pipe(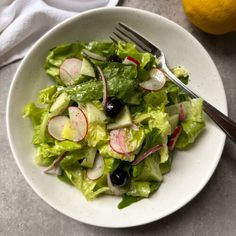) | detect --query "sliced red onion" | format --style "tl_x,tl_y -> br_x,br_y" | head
179,103 -> 186,121
107,174 -> 126,196
97,66 -> 108,107
132,144 -> 163,165
168,126 -> 182,151
123,56 -> 140,66
43,153 -> 66,175
82,49 -> 107,61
